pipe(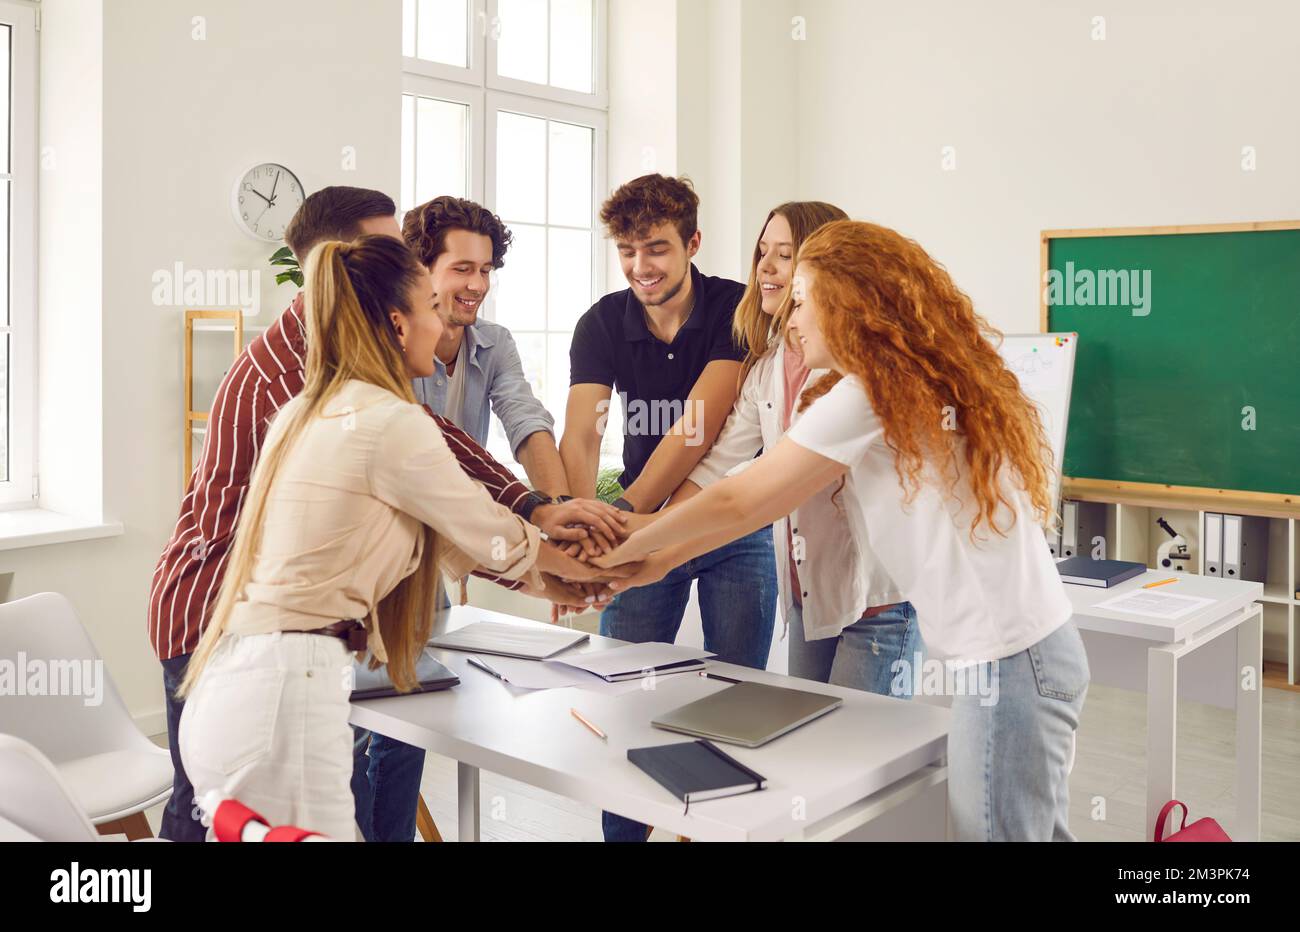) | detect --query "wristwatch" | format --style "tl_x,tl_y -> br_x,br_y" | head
517,490 -> 551,524
612,496 -> 636,513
